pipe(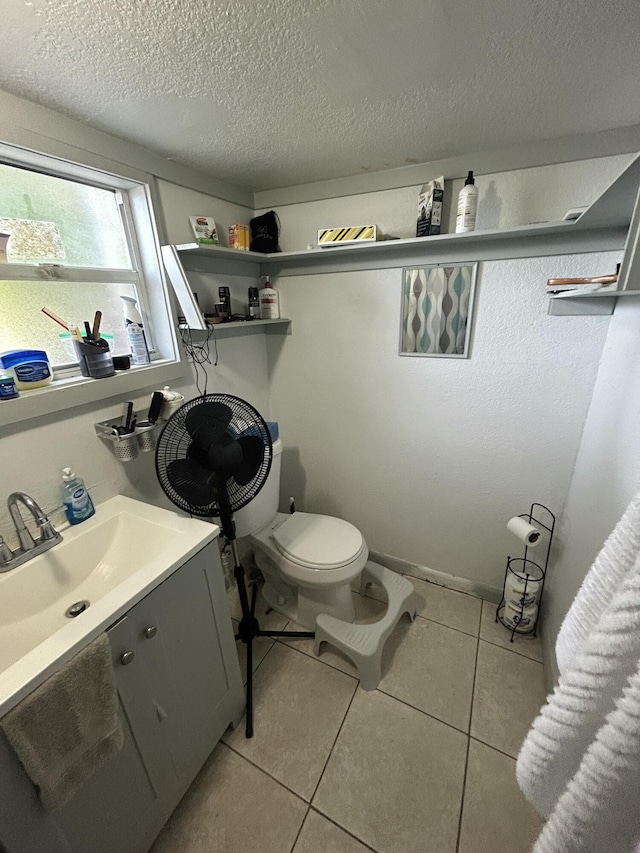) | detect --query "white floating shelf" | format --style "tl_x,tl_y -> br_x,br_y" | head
549,289 -> 640,299
179,319 -> 291,336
